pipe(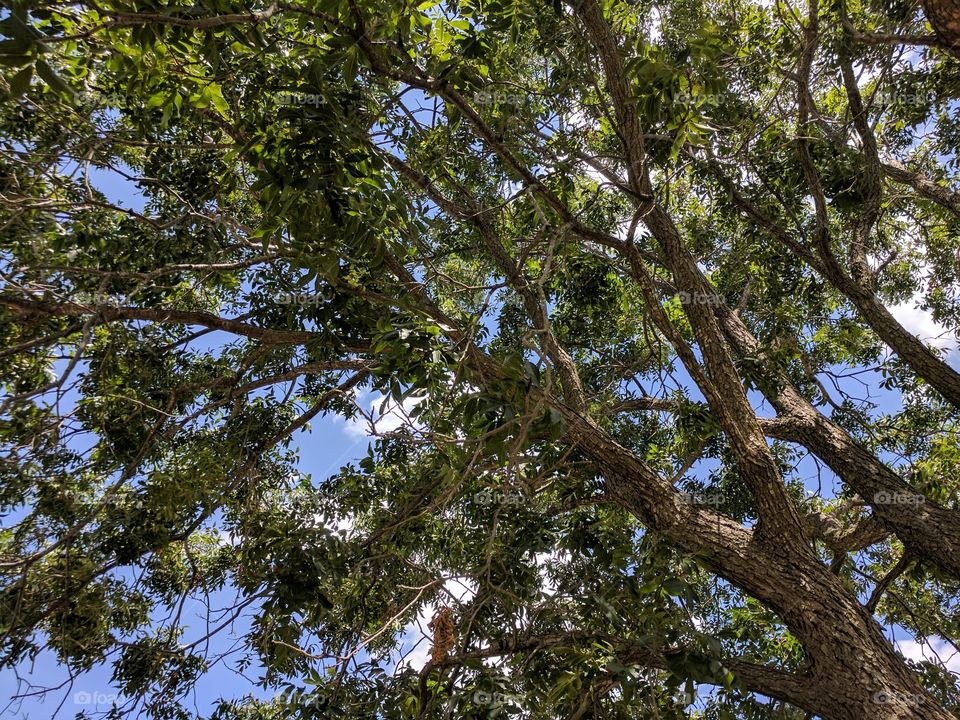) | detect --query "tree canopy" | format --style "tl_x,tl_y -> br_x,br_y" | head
2,0 -> 960,718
